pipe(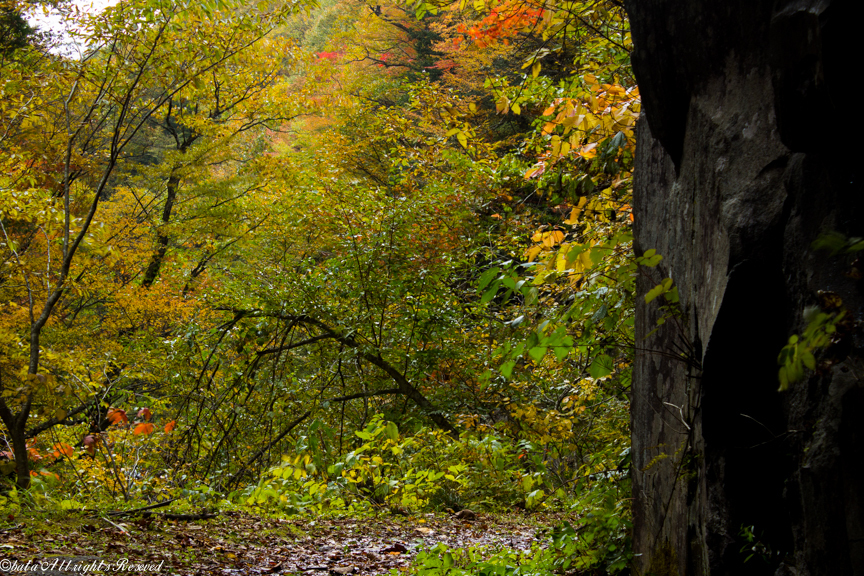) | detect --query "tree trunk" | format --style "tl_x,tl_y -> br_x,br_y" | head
0,393 -> 31,490
625,1 -> 864,574
141,169 -> 180,288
